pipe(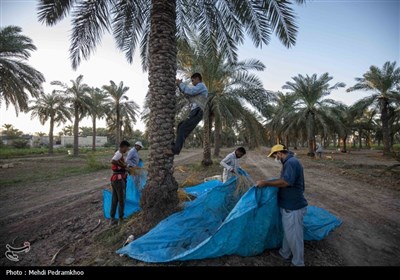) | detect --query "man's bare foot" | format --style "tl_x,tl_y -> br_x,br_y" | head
164,149 -> 174,157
